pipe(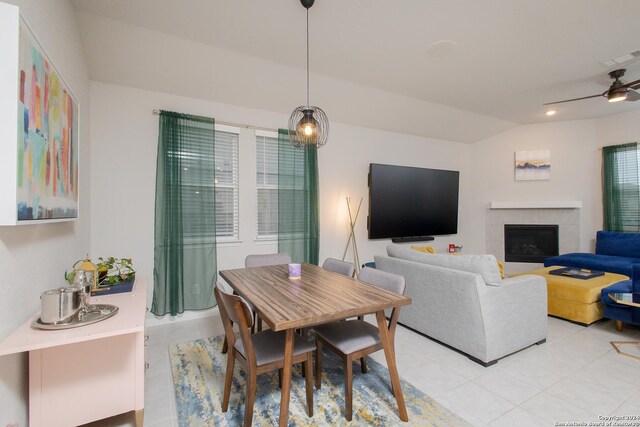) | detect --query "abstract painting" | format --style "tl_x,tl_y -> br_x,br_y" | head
17,19 -> 78,221
515,149 -> 550,181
